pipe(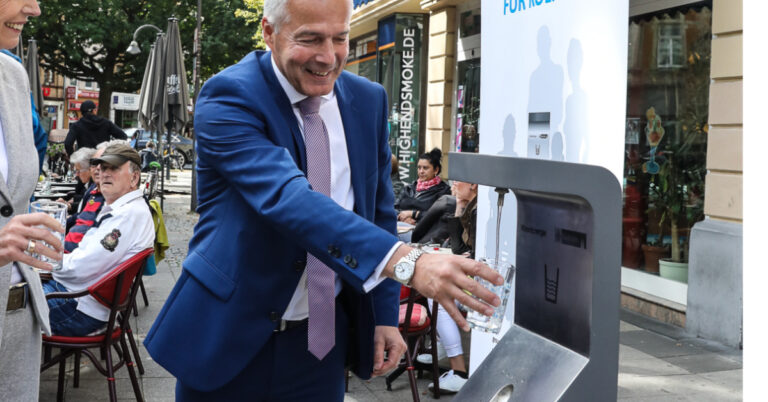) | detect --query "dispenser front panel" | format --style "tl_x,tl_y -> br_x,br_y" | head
514,190 -> 594,356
